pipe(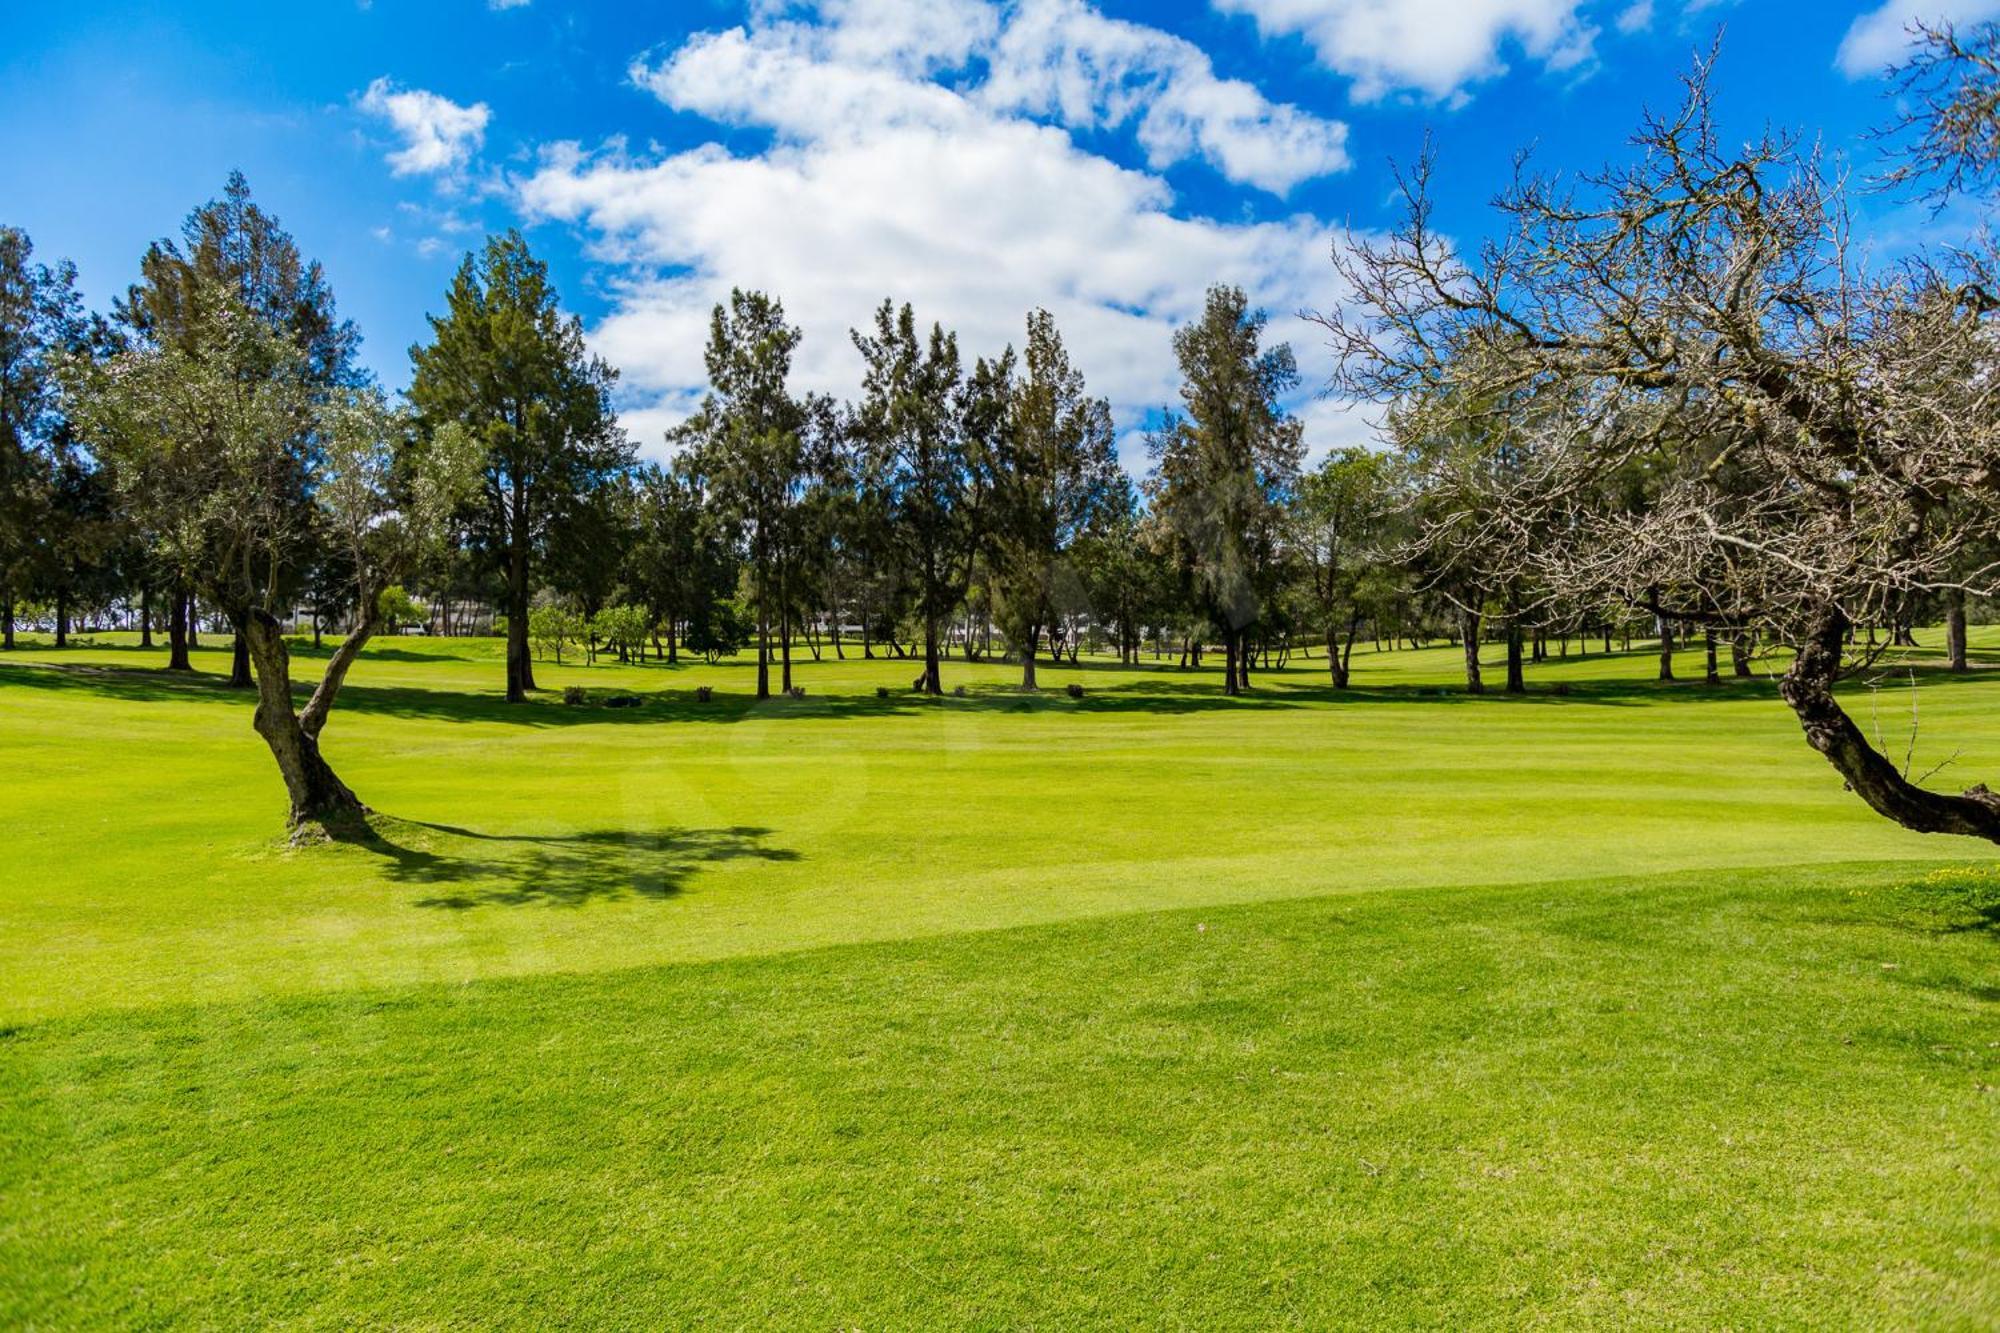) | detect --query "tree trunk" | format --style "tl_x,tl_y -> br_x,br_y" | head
1946,589 -> 1968,673
229,624 -> 254,688
139,587 -> 154,649
1326,623 -> 1345,687
1658,619 -> 1676,682
505,528 -> 534,703
1021,623 -> 1040,690
1,595 -> 12,650
1704,632 -> 1721,686
1504,618 -> 1525,694
168,589 -> 193,670
780,600 -> 793,694
1732,631 -> 1753,678
755,593 -> 771,700
1462,608 -> 1485,695
921,612 -> 942,694
237,606 -> 371,836
1222,628 -> 1240,697
1781,608 -> 2000,842
54,589 -> 69,649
